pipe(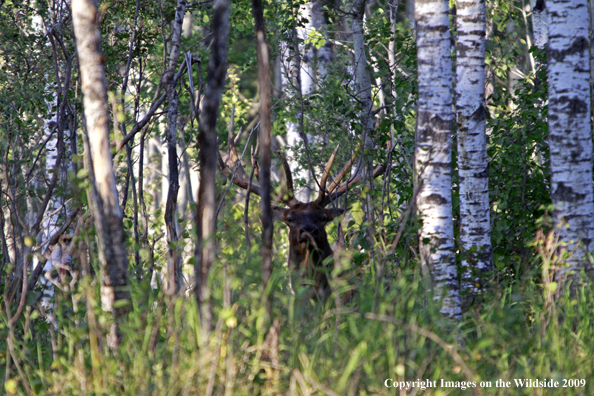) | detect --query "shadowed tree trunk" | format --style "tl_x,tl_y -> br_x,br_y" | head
253,0 -> 273,288
195,0 -> 232,339
351,0 -> 375,146
414,0 -> 460,317
72,0 -> 130,348
164,0 -> 187,293
351,0 -> 377,250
